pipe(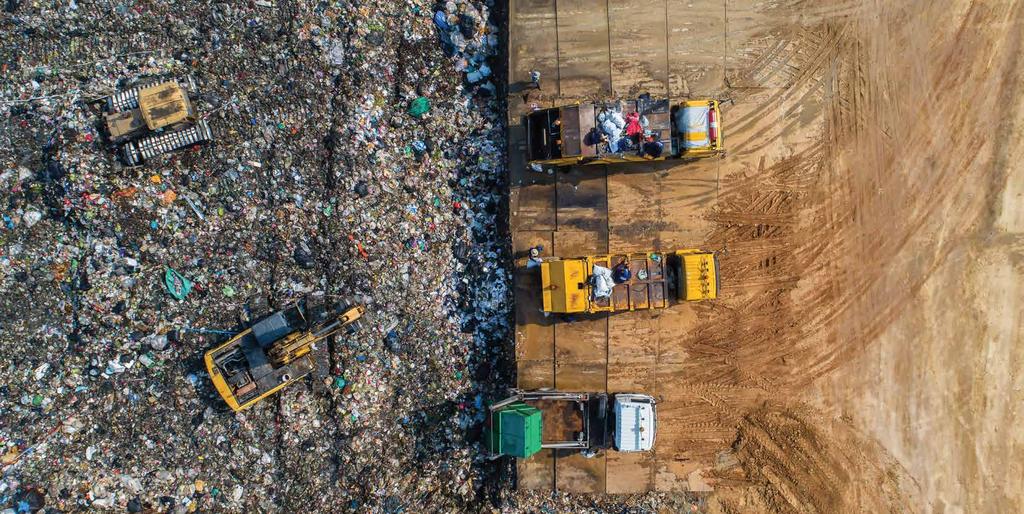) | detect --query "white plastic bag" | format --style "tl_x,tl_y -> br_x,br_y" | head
591,265 -> 614,298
